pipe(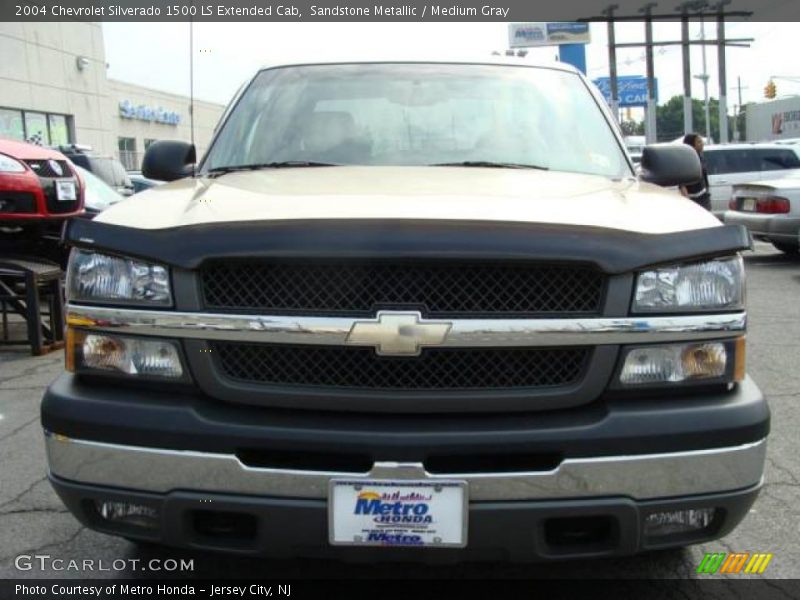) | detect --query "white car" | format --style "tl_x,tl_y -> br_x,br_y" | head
624,135 -> 645,165
725,178 -> 800,254
704,143 -> 800,216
